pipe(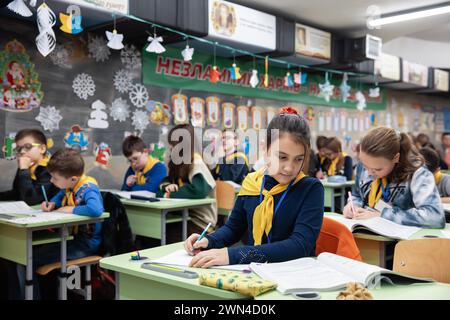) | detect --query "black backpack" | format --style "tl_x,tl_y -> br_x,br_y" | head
99,192 -> 134,256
